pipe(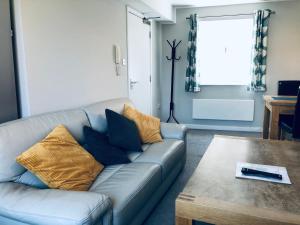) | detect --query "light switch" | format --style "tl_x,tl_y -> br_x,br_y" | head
122,59 -> 127,66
